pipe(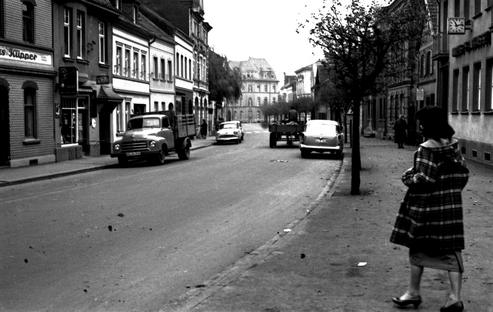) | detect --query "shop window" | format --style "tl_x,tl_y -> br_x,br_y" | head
23,82 -> 37,138
63,8 -> 71,57
98,22 -> 106,63
61,98 -> 87,145
22,1 -> 34,43
472,63 -> 481,112
76,11 -> 84,59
